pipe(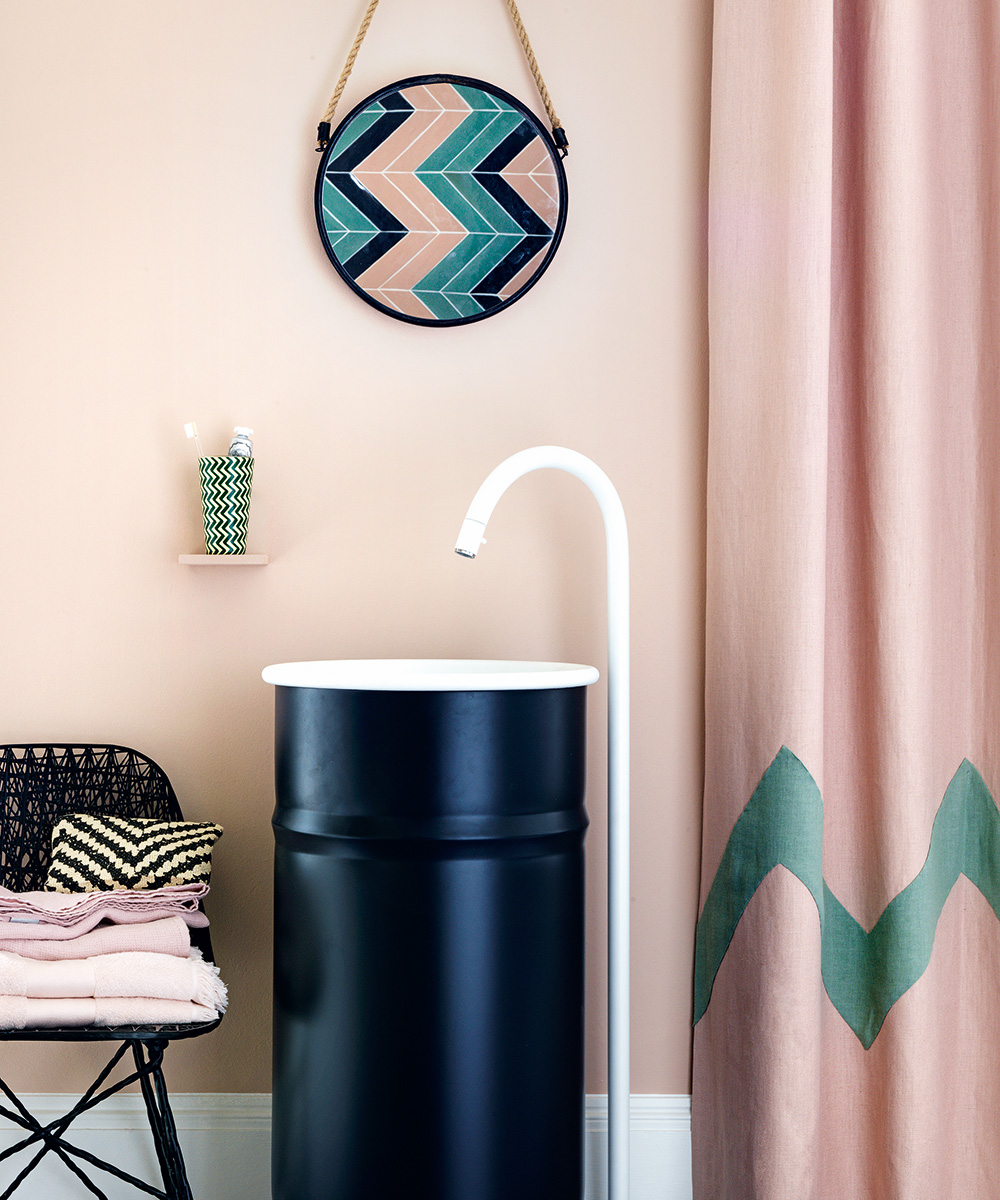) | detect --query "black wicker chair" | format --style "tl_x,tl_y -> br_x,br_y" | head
0,745 -> 221,1200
